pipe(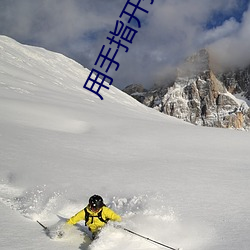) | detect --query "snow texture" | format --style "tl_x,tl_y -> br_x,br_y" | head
0,36 -> 250,250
